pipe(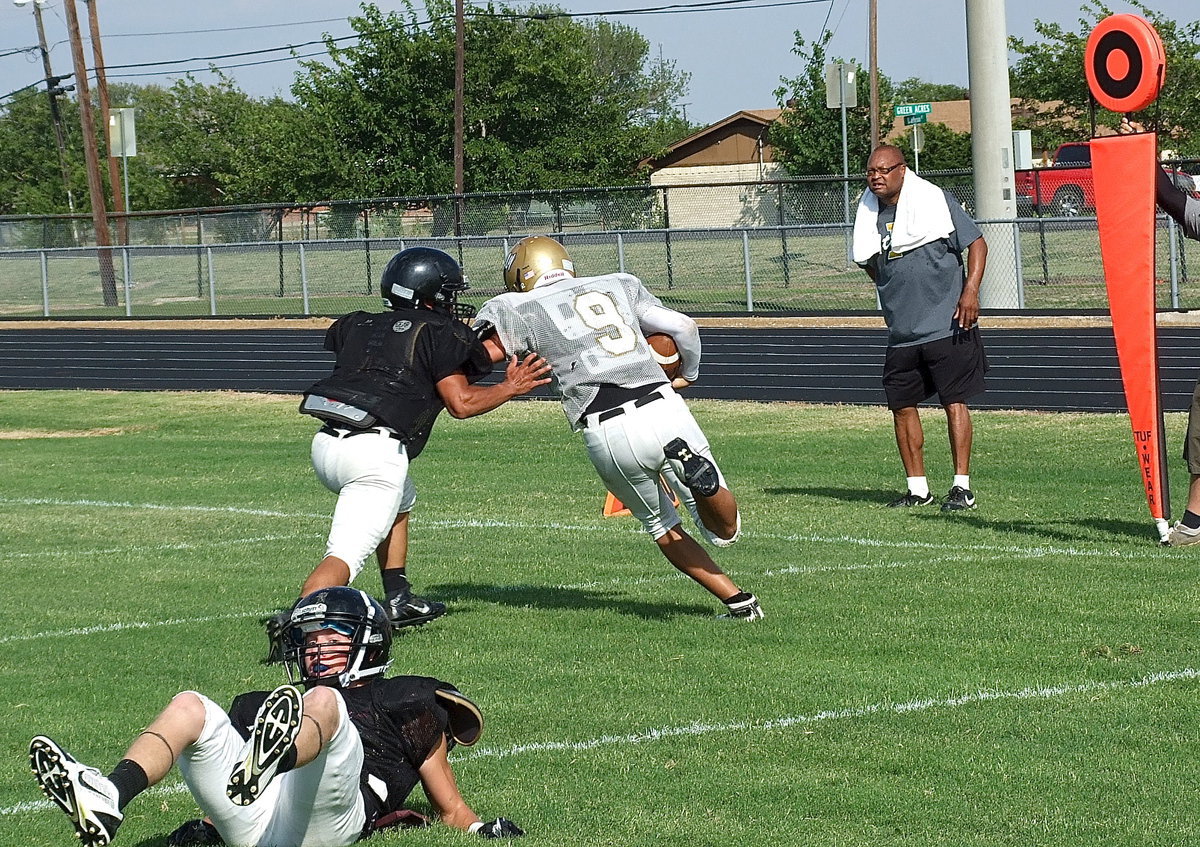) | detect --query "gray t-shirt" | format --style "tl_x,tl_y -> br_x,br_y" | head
864,190 -> 983,347
1181,195 -> 1200,241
